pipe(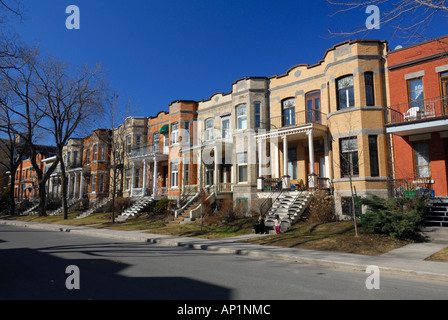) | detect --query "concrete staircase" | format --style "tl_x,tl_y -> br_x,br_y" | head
116,197 -> 153,222
49,198 -> 81,216
168,197 -> 202,225
425,197 -> 448,227
264,191 -> 311,233
75,198 -> 111,219
22,203 -> 39,216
